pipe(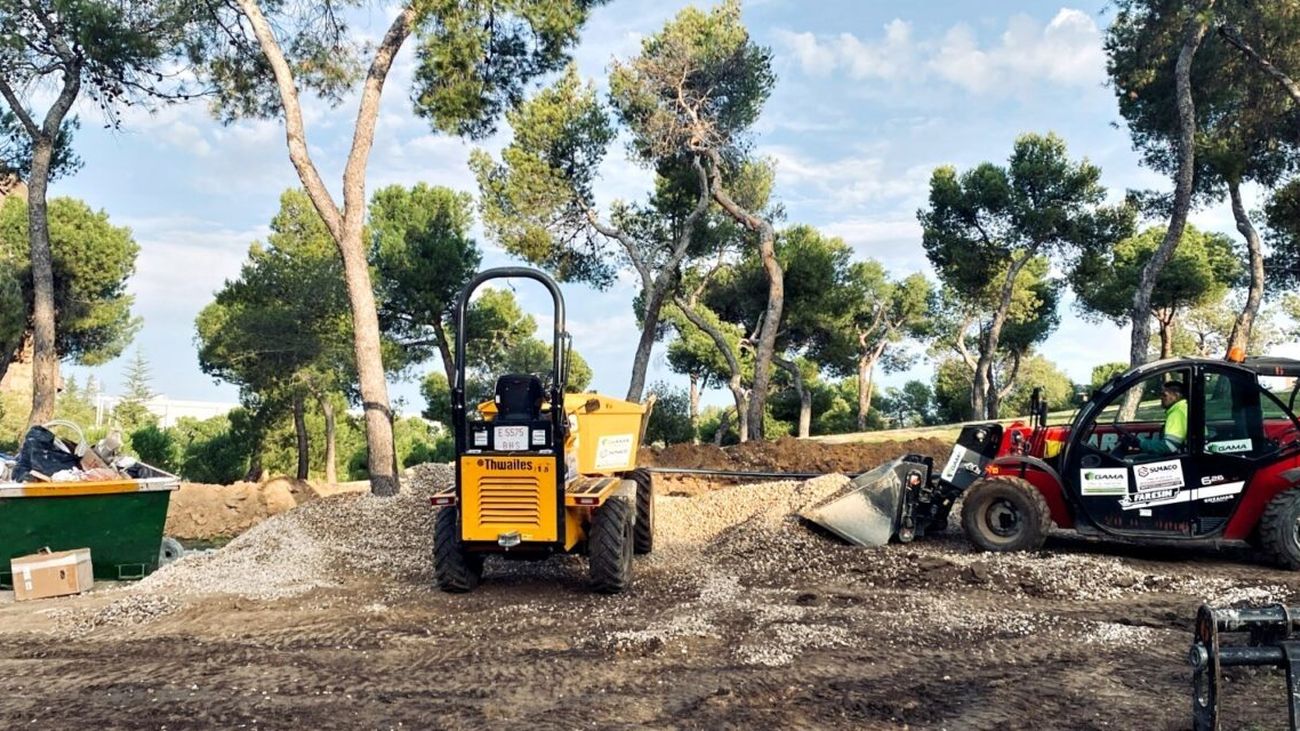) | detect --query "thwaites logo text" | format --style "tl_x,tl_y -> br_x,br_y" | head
480,458 -> 532,471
